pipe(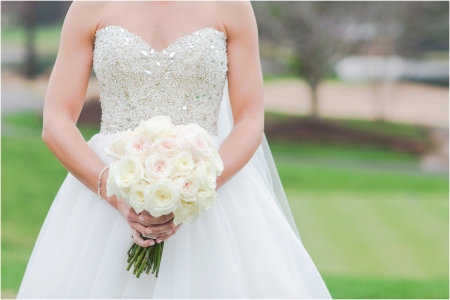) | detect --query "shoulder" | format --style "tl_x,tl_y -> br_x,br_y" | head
63,1 -> 109,39
215,0 -> 254,16
213,1 -> 257,38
